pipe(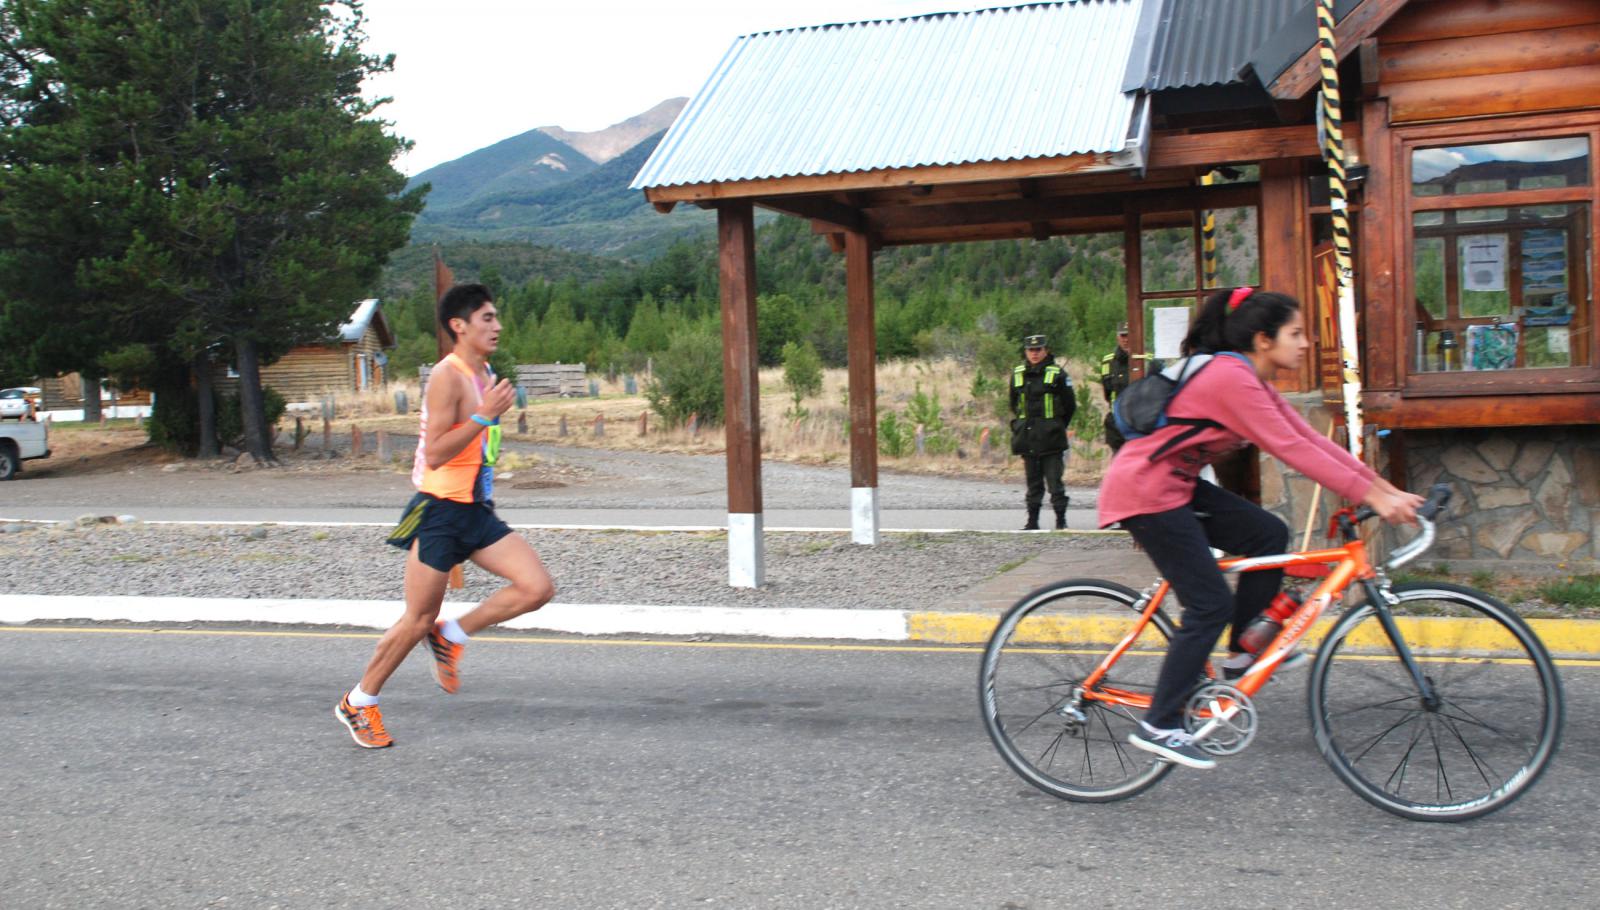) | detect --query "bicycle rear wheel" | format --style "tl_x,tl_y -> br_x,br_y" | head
979,579 -> 1177,802
1309,582 -> 1563,822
